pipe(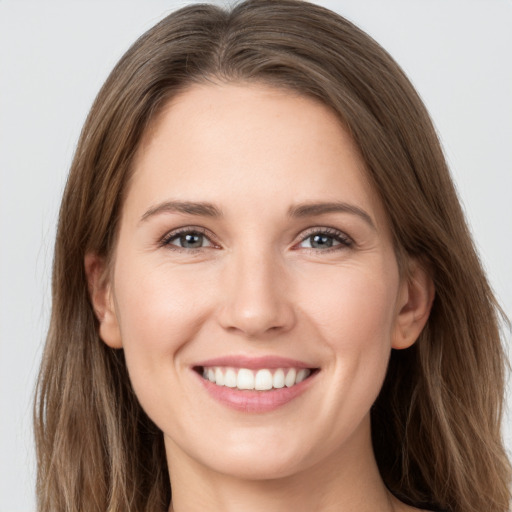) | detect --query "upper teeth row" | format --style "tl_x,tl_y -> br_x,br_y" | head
202,367 -> 311,391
